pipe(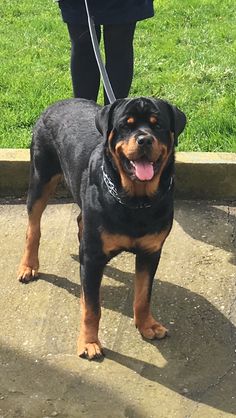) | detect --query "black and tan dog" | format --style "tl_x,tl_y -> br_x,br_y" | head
17,97 -> 186,360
